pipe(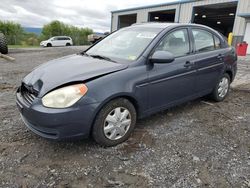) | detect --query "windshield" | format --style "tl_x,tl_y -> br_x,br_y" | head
86,27 -> 162,62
